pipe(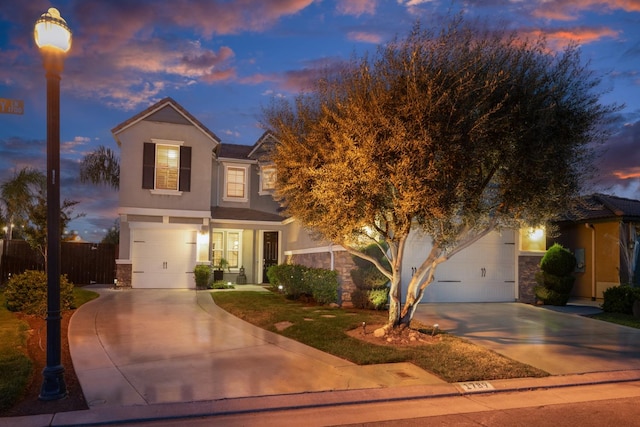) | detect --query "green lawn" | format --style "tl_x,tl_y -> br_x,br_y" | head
0,286 -> 99,413
212,291 -> 549,383
0,293 -> 32,413
588,312 -> 640,329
